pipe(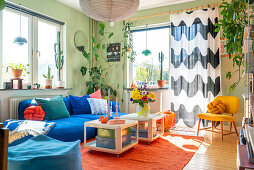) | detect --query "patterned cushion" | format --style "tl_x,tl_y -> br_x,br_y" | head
86,98 -> 108,115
